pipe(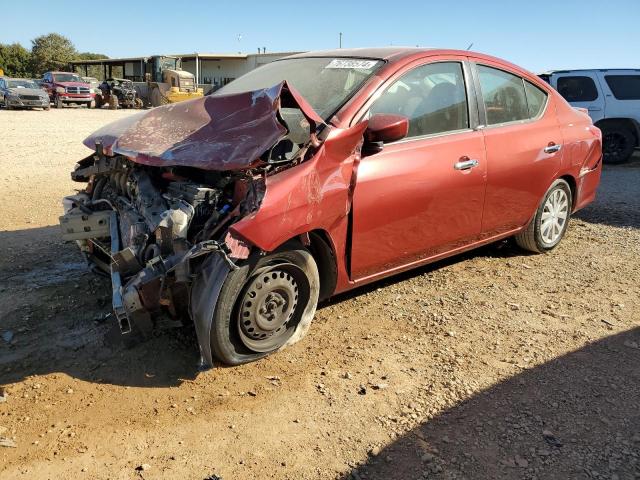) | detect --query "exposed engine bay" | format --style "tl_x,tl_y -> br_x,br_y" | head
61,148 -> 265,339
